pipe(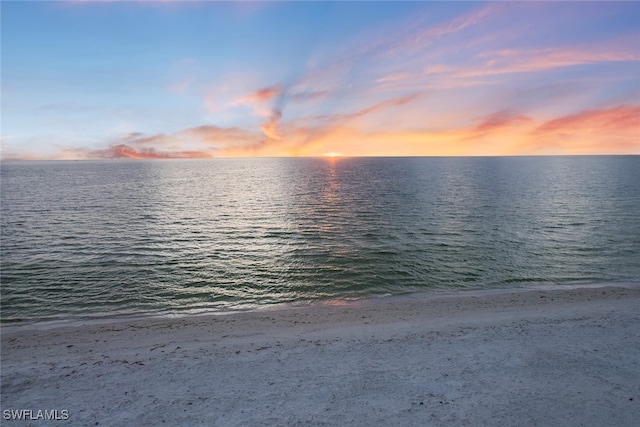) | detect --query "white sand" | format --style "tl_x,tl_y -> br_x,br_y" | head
2,285 -> 639,426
